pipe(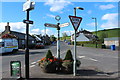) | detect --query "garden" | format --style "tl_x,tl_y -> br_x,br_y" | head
38,50 -> 81,74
